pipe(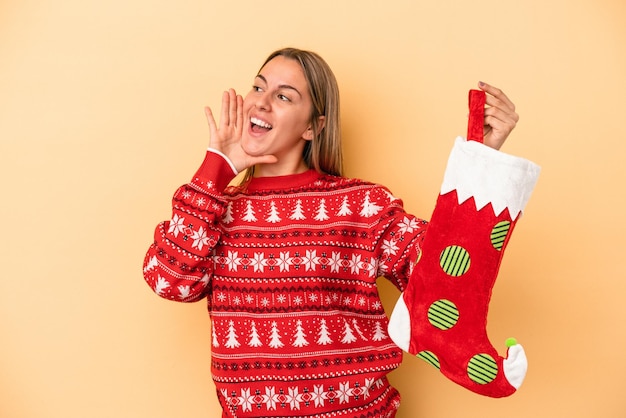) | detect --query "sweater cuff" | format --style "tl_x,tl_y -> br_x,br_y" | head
440,137 -> 541,220
192,149 -> 239,192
